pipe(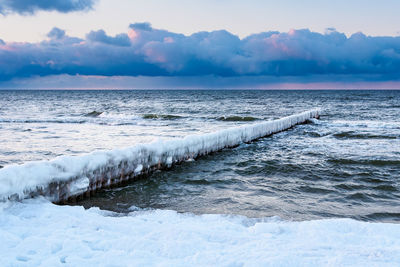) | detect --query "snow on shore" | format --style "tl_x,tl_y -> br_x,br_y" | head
0,199 -> 399,266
